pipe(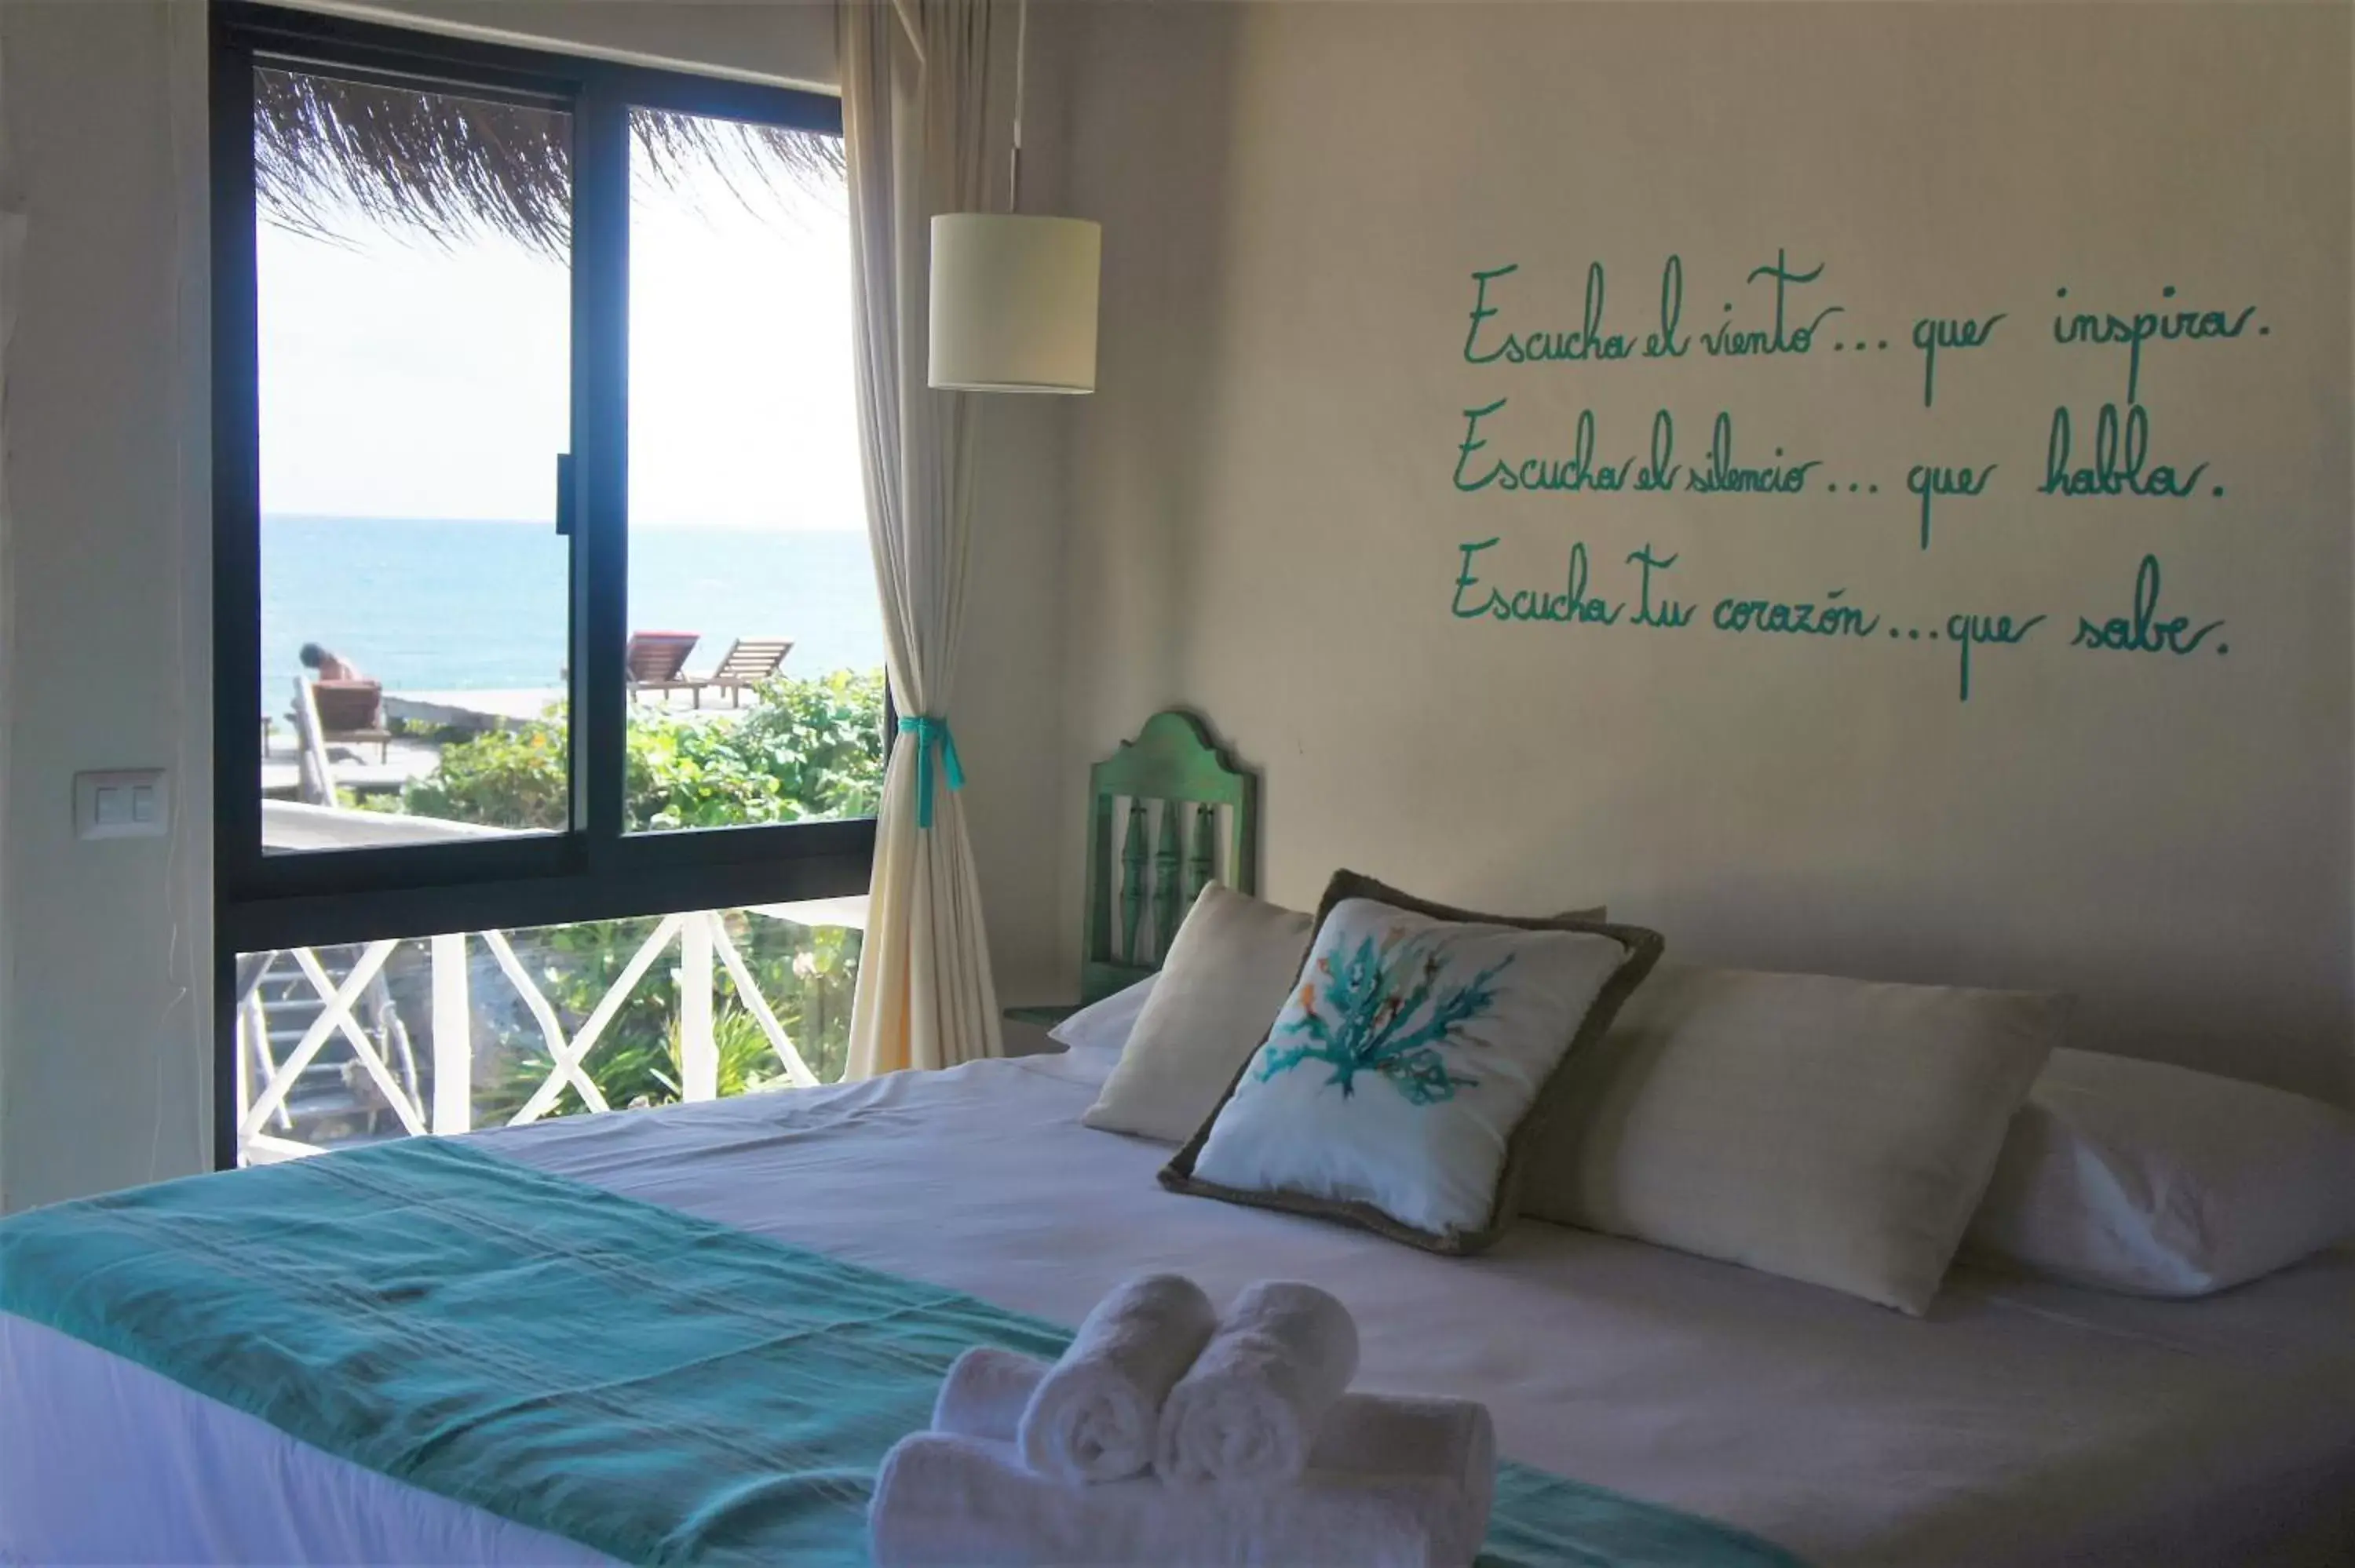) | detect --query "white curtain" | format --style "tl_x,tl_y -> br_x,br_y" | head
839,0 -> 1005,1078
